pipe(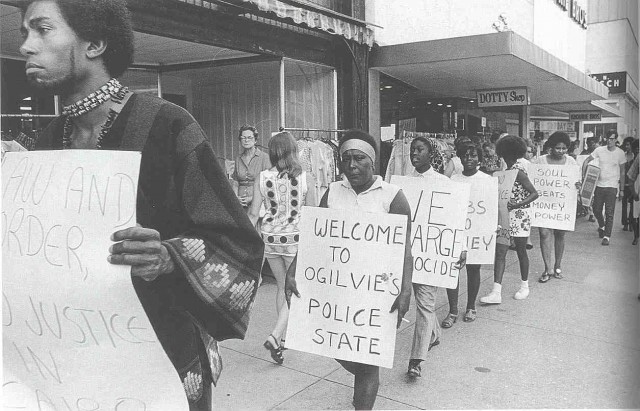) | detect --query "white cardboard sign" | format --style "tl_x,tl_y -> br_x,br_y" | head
286,206 -> 407,368
391,176 -> 469,289
530,164 -> 580,231
2,151 -> 187,410
463,177 -> 499,265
